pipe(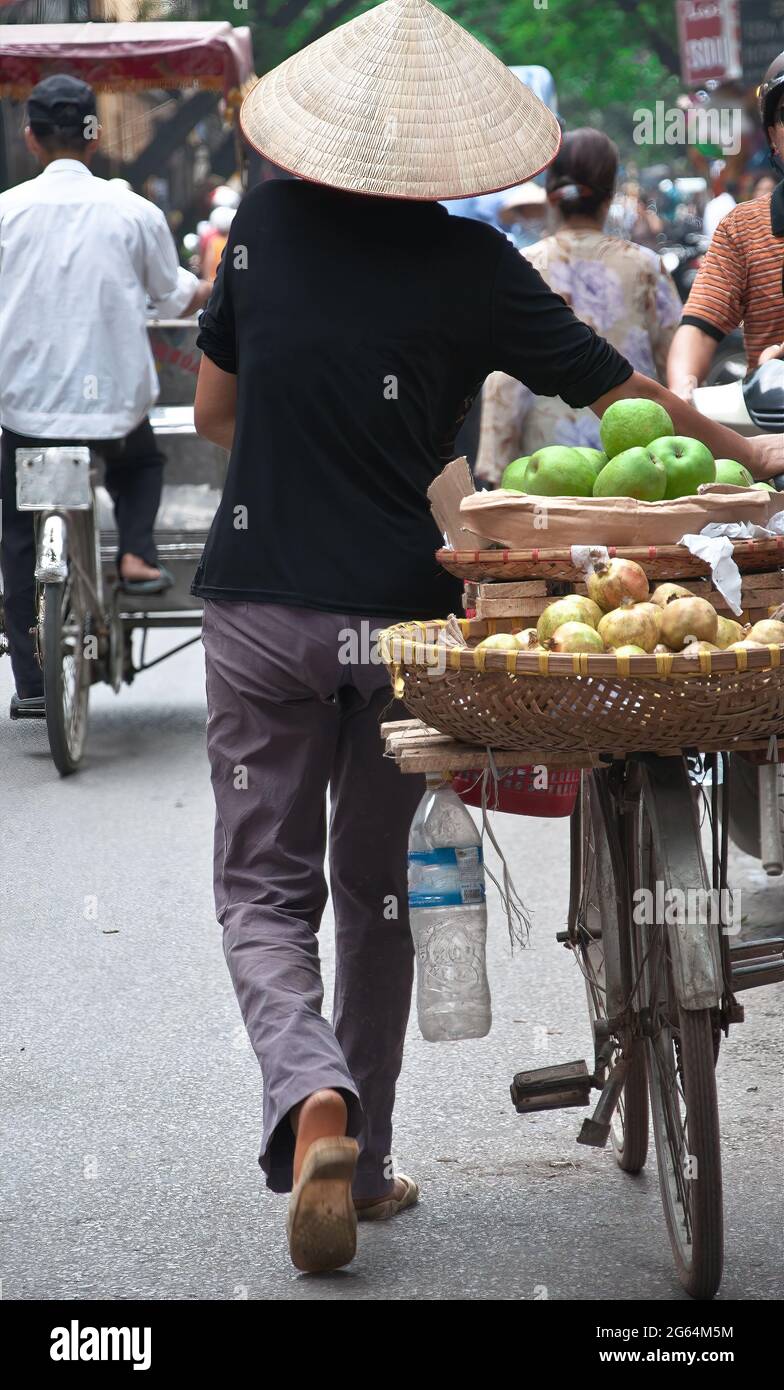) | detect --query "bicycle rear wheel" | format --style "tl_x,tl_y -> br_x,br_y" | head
573,773 -> 648,1173
41,568 -> 90,776
630,758 -> 723,1300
